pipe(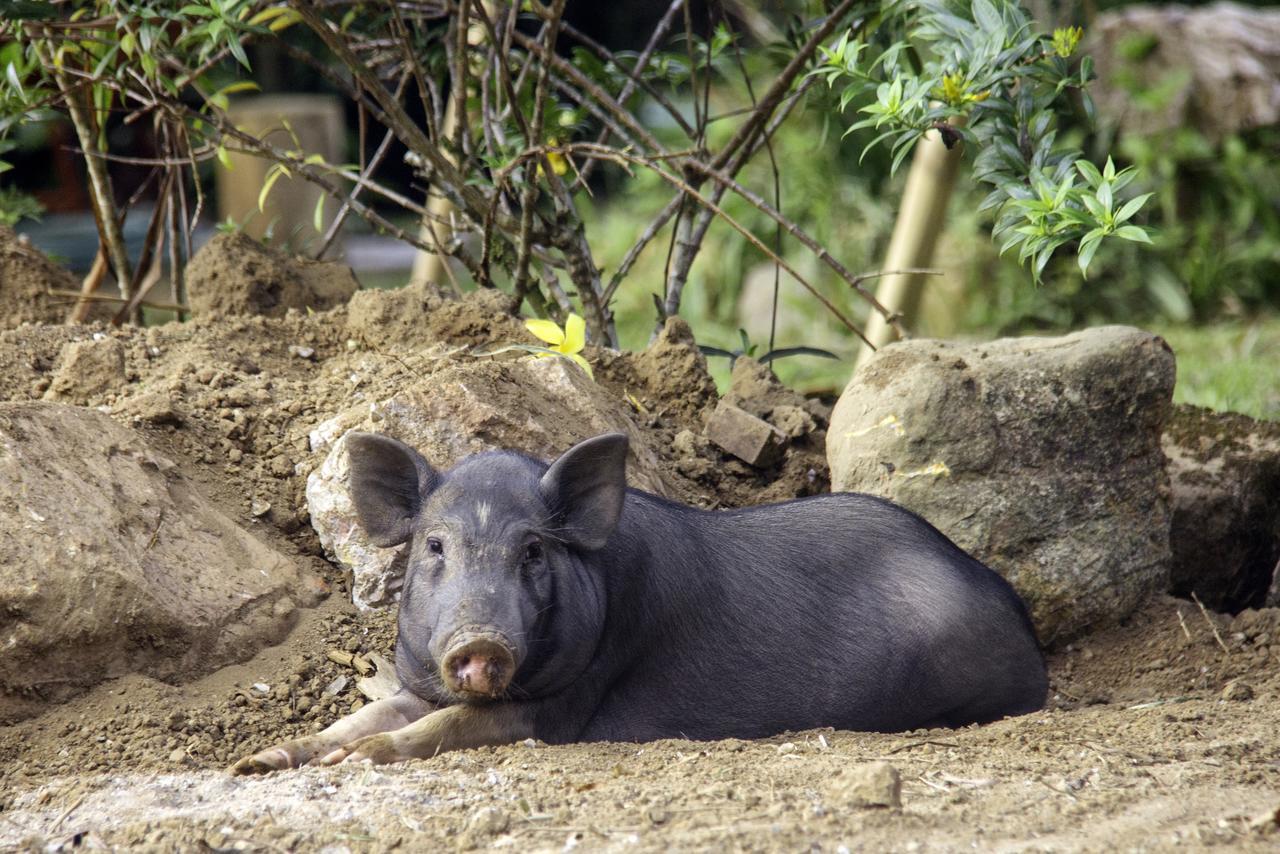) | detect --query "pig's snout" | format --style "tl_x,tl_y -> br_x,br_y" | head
441,634 -> 517,699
